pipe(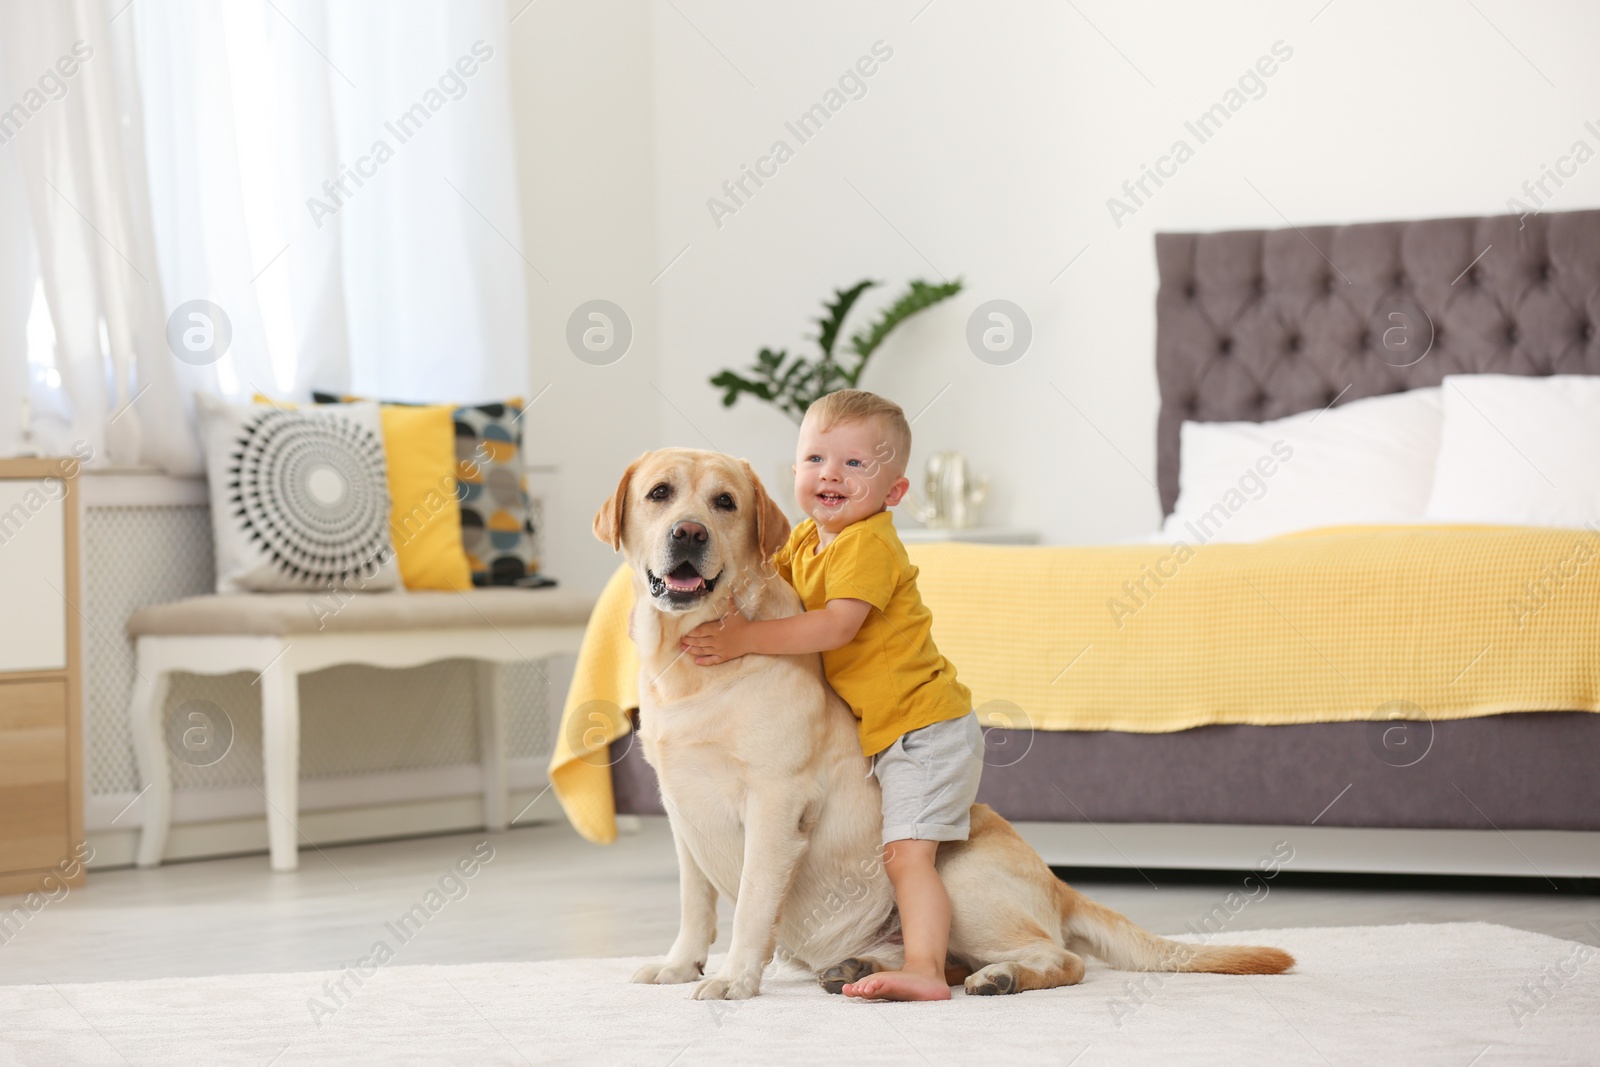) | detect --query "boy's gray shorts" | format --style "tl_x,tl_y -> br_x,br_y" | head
870,711 -> 985,845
